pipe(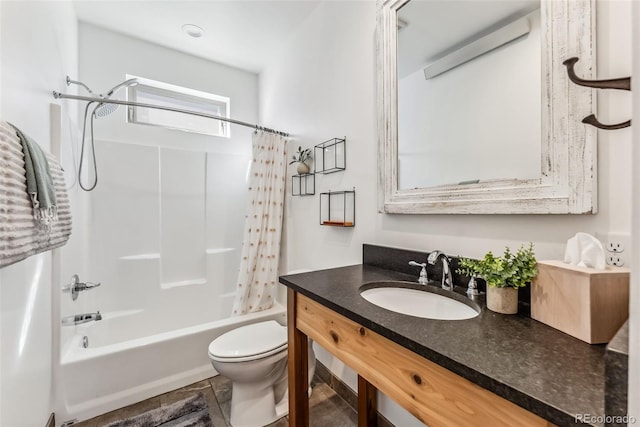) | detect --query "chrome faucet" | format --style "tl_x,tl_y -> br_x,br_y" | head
408,261 -> 428,284
427,250 -> 454,291
61,311 -> 102,326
